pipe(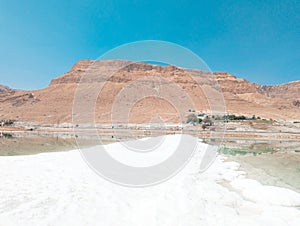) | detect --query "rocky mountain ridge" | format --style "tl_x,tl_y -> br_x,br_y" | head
0,60 -> 299,124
